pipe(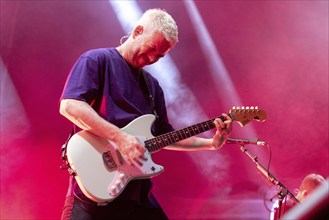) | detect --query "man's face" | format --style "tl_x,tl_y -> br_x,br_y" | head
128,29 -> 174,69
